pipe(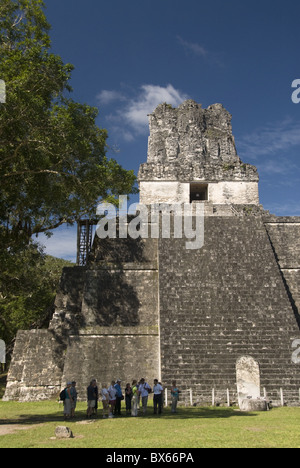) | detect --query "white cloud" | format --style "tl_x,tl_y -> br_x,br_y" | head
124,84 -> 189,133
97,90 -> 126,105
177,36 -> 208,57
237,118 -> 300,160
256,158 -> 299,176
265,201 -> 300,216
101,84 -> 189,140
